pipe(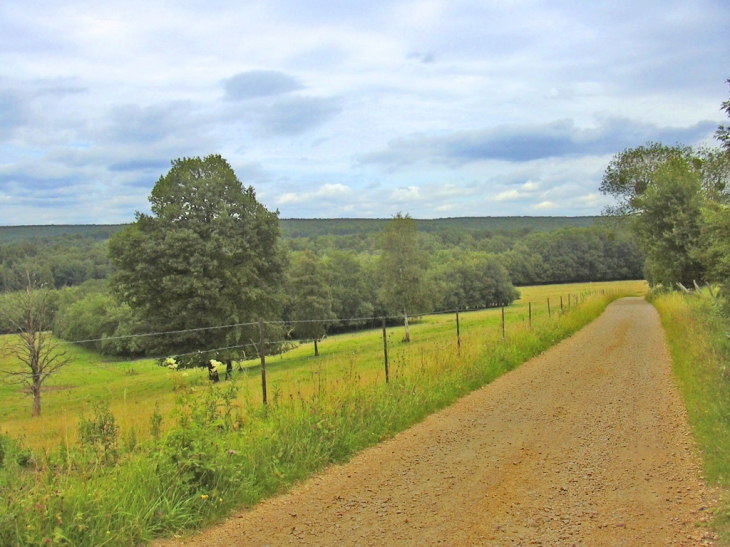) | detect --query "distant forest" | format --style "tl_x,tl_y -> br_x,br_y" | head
0,216 -> 635,291
0,216 -> 644,355
0,216 -> 595,243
